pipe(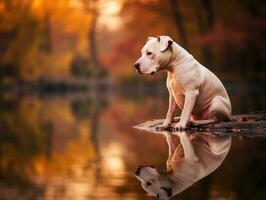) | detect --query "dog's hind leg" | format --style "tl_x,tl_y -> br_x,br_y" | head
209,96 -> 231,121
188,119 -> 216,127
191,96 -> 231,126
